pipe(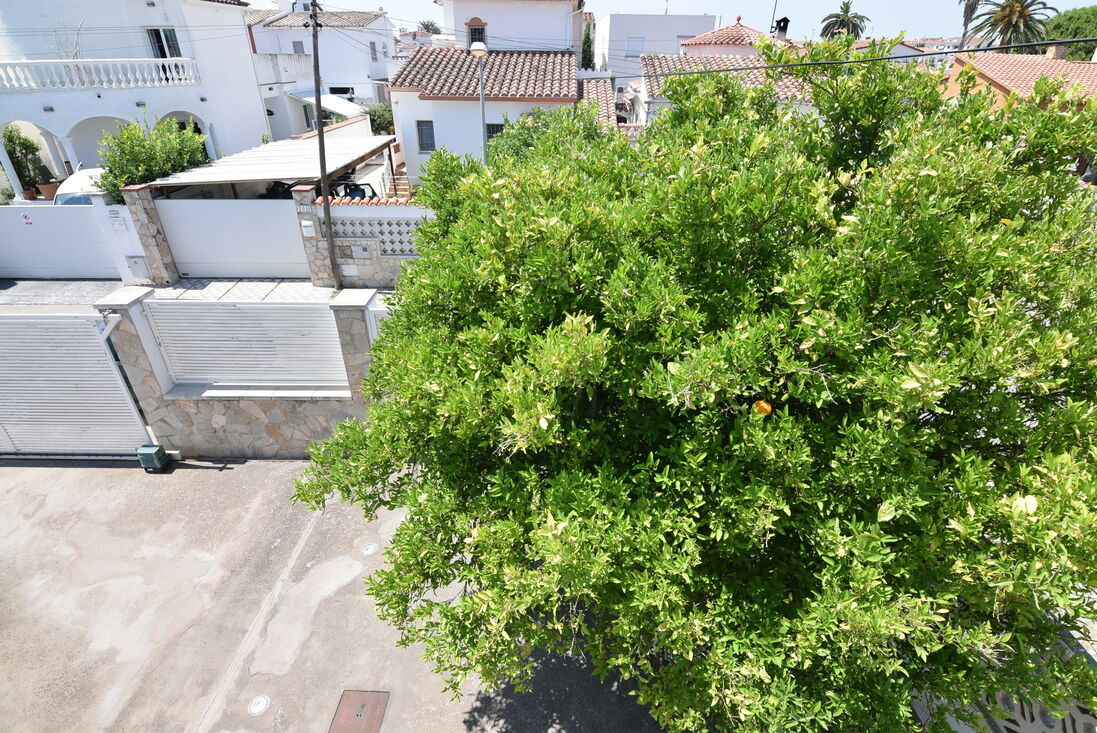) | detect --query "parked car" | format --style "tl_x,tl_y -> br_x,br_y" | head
52,168 -> 104,205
